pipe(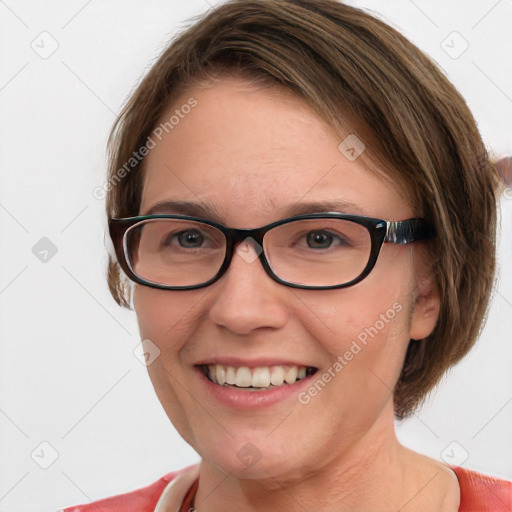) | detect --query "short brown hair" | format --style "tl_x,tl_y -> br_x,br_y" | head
105,0 -> 500,419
